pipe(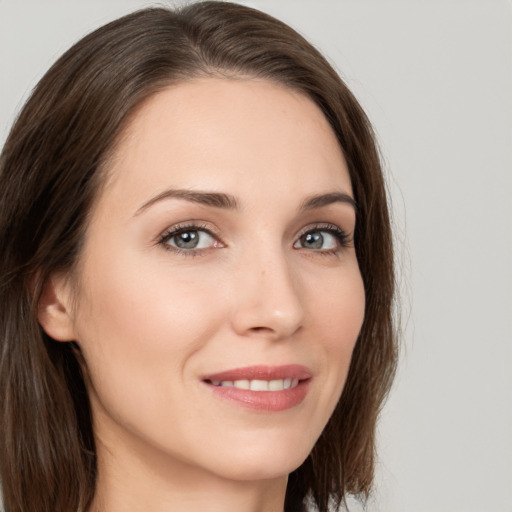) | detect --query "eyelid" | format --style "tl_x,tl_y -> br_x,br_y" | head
296,222 -> 349,238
